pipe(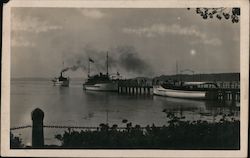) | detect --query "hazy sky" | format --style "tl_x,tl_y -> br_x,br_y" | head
11,8 -> 240,79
